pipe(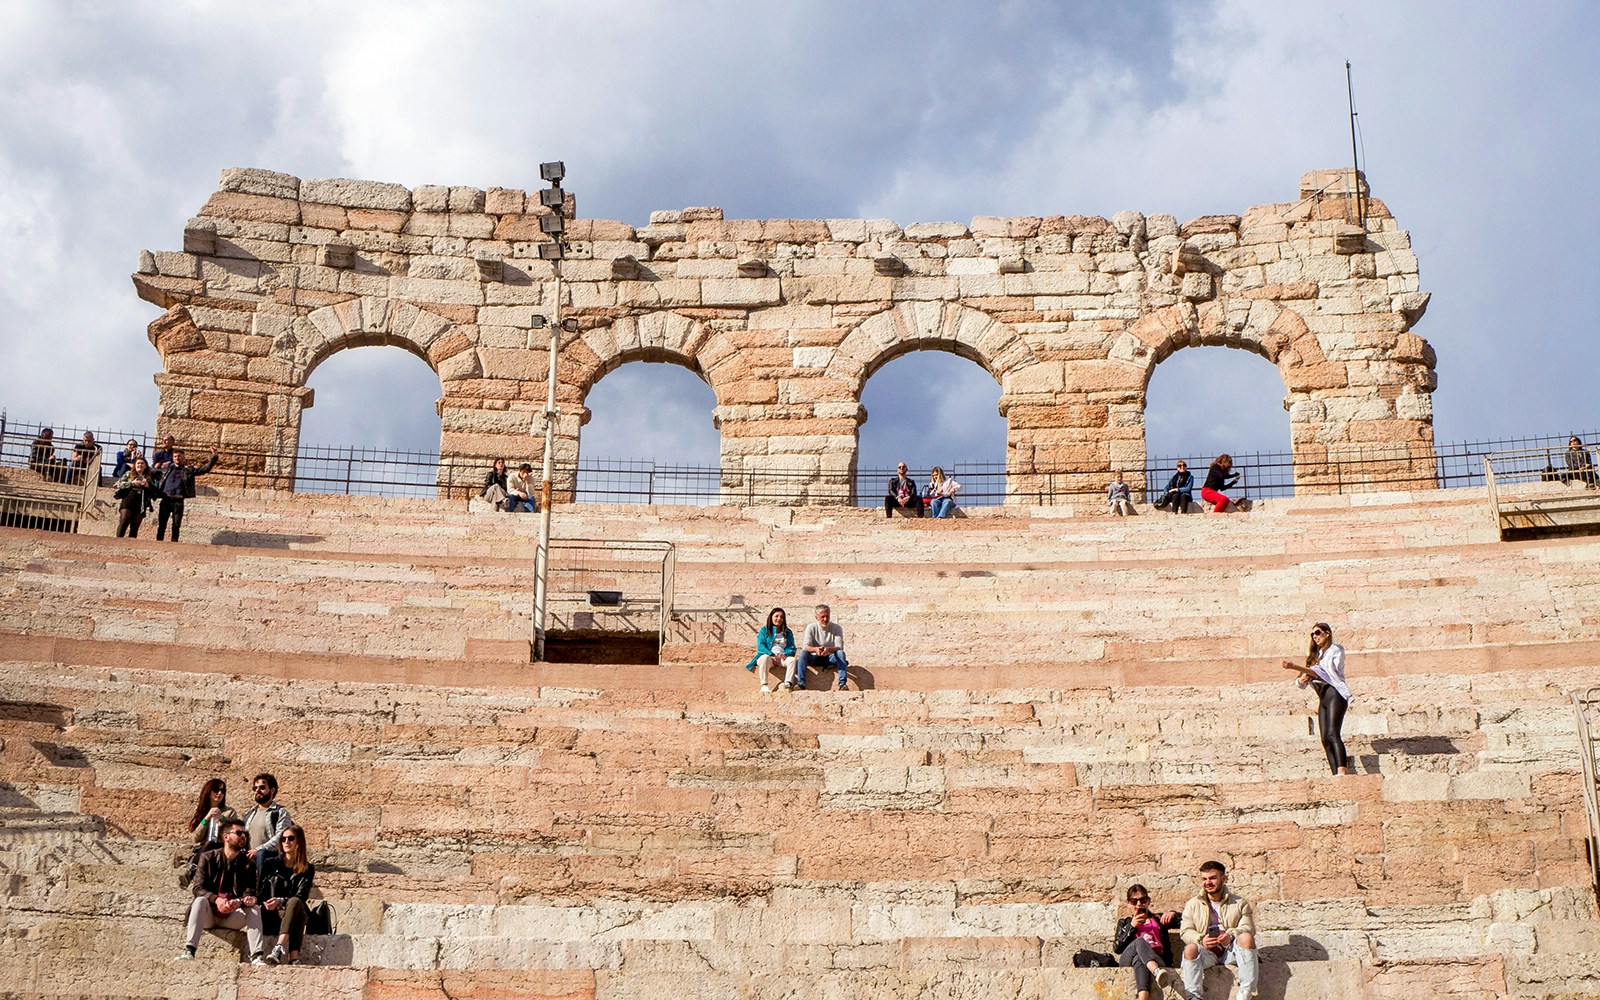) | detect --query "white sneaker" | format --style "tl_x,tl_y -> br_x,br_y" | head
760,685 -> 771,693
173,951 -> 195,962
251,955 -> 270,966
779,682 -> 792,691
